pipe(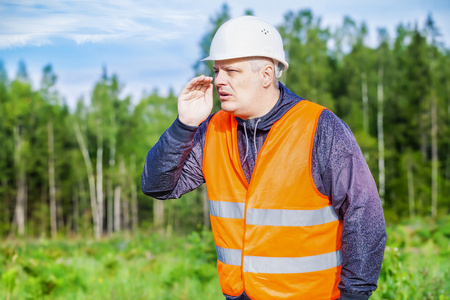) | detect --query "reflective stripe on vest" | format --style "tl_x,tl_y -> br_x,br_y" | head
209,200 -> 245,219
210,200 -> 339,226
217,245 -> 342,274
246,205 -> 339,226
203,100 -> 342,300
216,245 -> 242,266
244,250 -> 342,274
